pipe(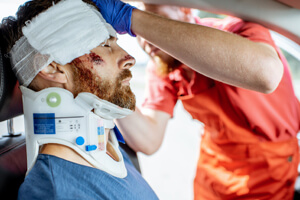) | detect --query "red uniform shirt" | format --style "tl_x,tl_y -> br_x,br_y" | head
142,16 -> 300,142
142,16 -> 300,199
